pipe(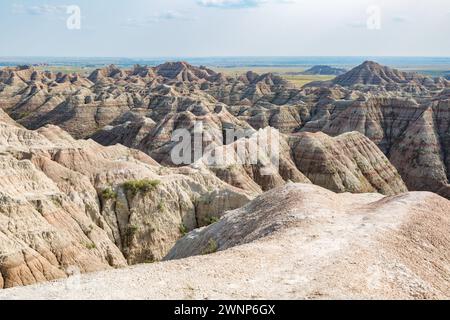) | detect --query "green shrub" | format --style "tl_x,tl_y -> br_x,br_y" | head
18,111 -> 31,119
127,225 -> 139,237
123,179 -> 160,196
202,239 -> 218,255
85,242 -> 97,250
144,257 -> 156,264
179,224 -> 188,236
157,201 -> 166,212
205,216 -> 220,225
101,187 -> 118,200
